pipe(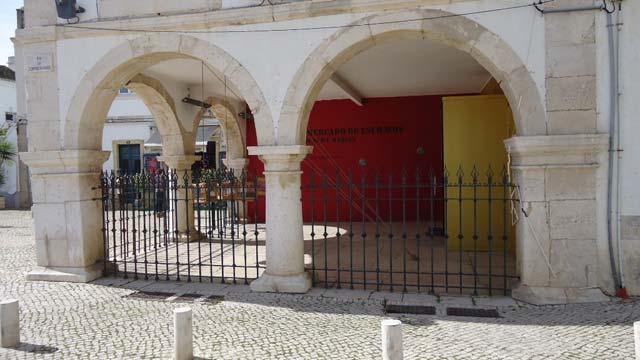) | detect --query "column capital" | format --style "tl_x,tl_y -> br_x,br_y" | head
504,134 -> 608,168
223,157 -> 250,170
247,145 -> 312,172
158,155 -> 200,171
20,150 -> 110,175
